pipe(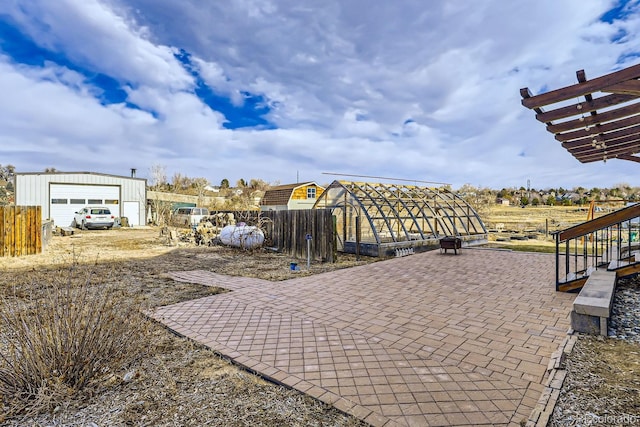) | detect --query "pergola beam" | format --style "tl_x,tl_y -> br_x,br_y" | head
618,153 -> 640,163
522,63 -> 640,164
568,137 -> 640,154
521,63 -> 640,109
535,93 -> 635,123
560,125 -> 640,149
554,115 -> 640,142
602,80 -> 640,96
546,102 -> 640,134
